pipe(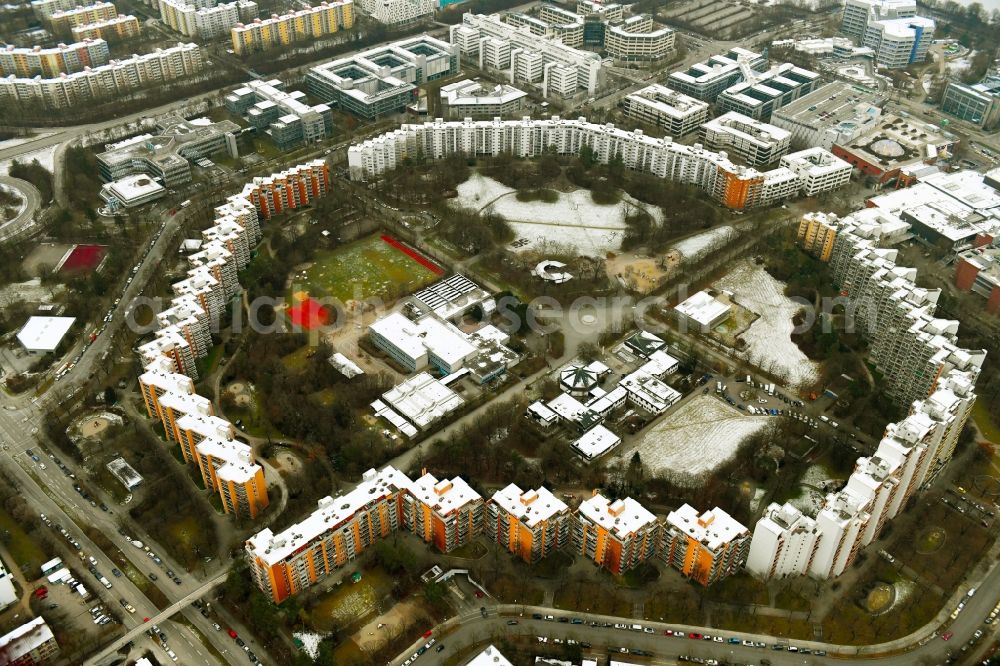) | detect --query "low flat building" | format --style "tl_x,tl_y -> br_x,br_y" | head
0,558 -> 17,610
955,246 -> 1000,314
107,457 -> 143,490
489,484 -> 571,562
620,84 -> 708,137
700,111 -> 791,166
675,291 -> 729,331
661,504 -> 750,586
941,79 -> 1000,131
100,174 -> 166,211
624,329 -> 666,358
0,618 -> 60,665
619,369 -> 680,415
571,424 -> 621,460
771,81 -> 885,151
379,372 -> 464,430
369,312 -> 477,374
467,645 -> 514,666
16,315 -> 75,354
439,79 -> 527,119
831,113 -> 955,185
